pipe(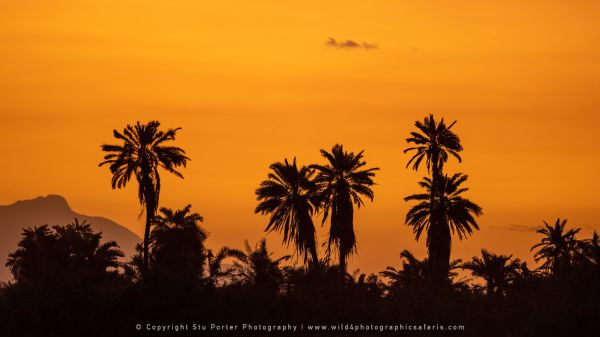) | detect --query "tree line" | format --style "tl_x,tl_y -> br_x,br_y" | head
1,116 -> 599,337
